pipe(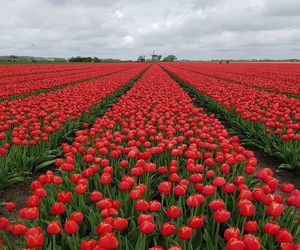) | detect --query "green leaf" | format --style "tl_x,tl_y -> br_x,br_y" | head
36,159 -> 56,172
